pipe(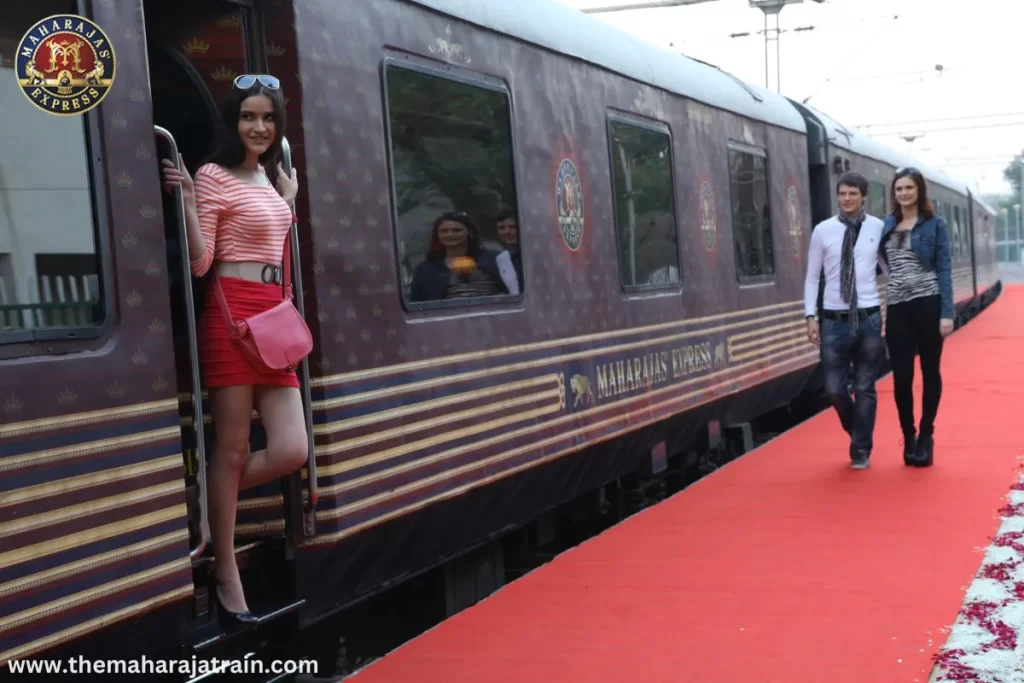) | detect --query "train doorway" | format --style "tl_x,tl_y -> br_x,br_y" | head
141,0 -> 315,638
